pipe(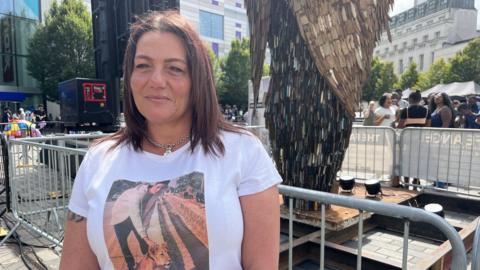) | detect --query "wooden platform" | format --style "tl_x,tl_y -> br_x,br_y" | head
280,184 -> 419,231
